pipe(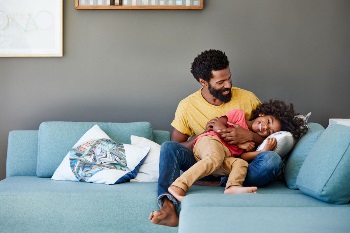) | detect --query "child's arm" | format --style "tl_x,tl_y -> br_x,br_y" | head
240,138 -> 277,162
